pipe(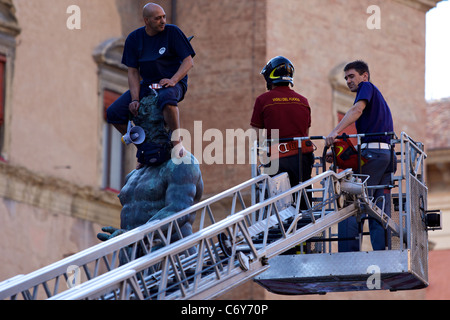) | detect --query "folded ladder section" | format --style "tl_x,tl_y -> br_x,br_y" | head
0,174 -> 271,300
49,170 -> 361,300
